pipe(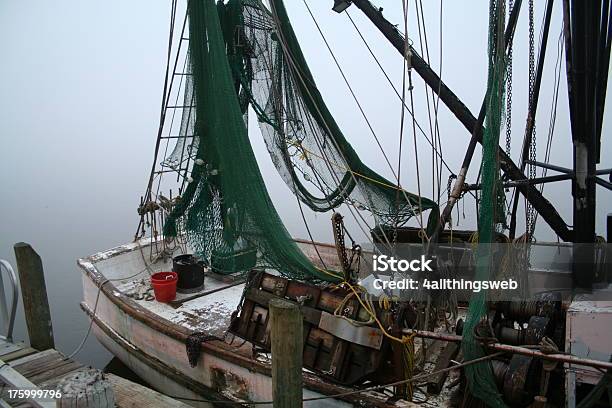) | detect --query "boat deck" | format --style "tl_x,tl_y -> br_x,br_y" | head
117,274 -> 246,339
113,272 -> 463,407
